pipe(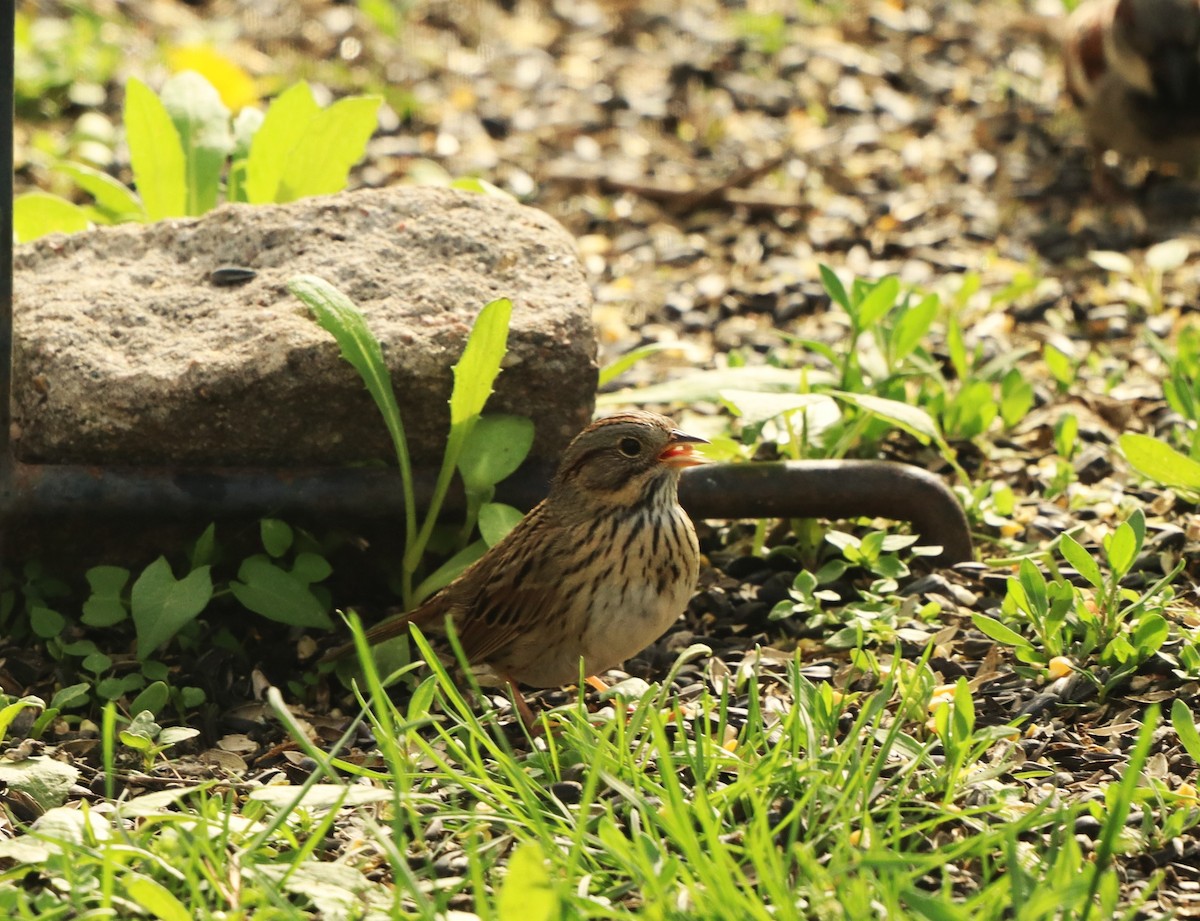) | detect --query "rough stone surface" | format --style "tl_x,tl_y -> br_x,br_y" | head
12,186 -> 597,467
